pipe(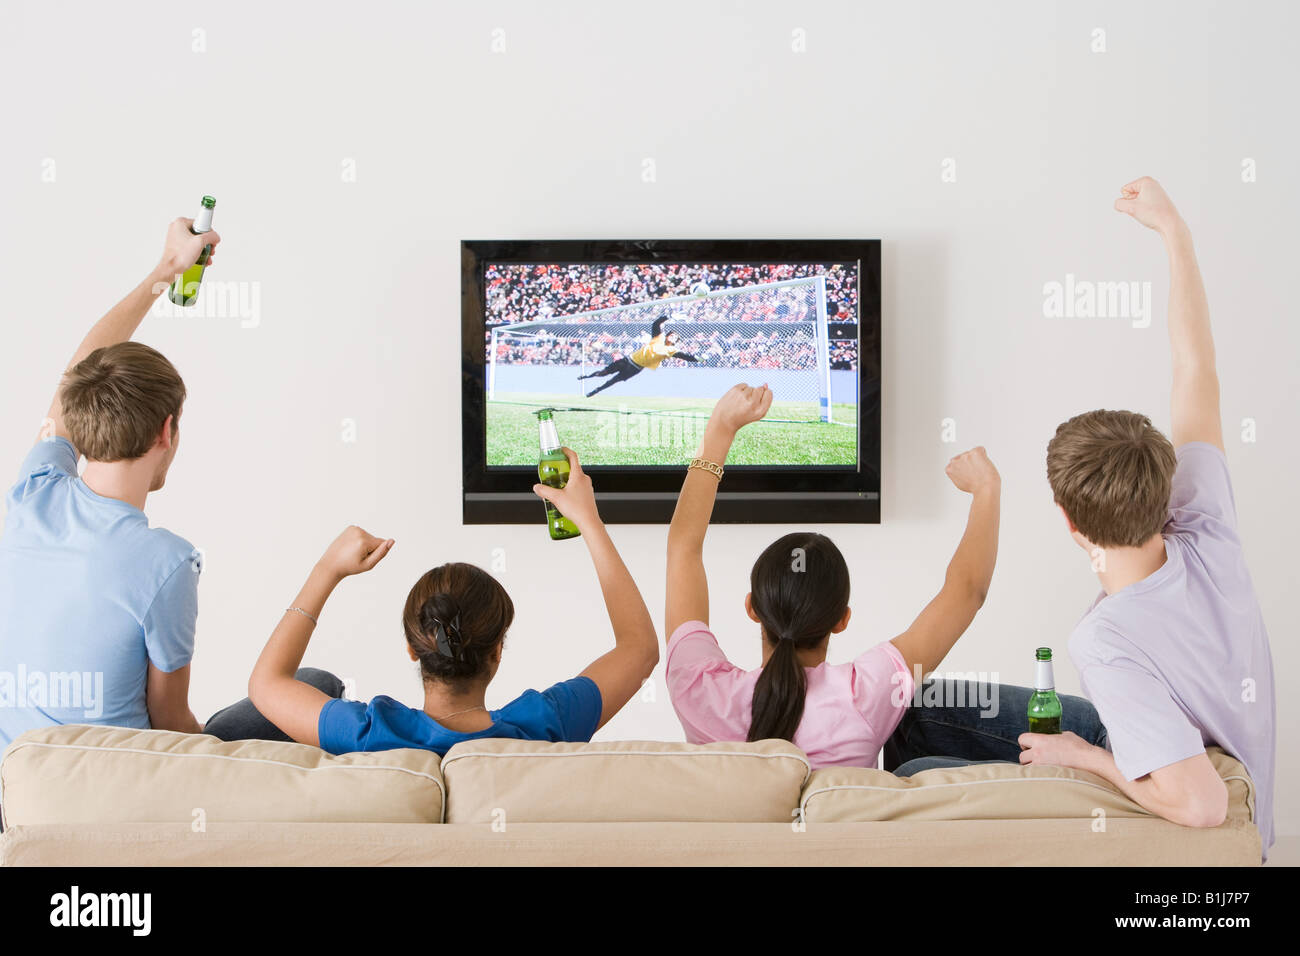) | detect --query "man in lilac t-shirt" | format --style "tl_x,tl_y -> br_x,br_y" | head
1022,177 -> 1275,859
1067,443 -> 1275,853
